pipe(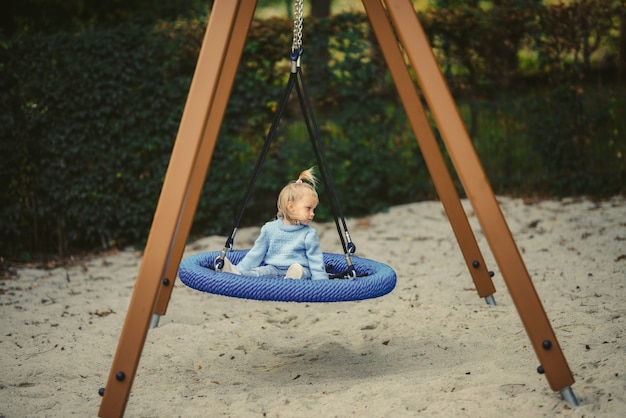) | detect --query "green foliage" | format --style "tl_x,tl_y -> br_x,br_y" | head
531,0 -> 623,80
1,7 -> 624,260
1,25 -> 190,256
421,0 -> 538,95
525,86 -> 625,196
1,0 -> 210,36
